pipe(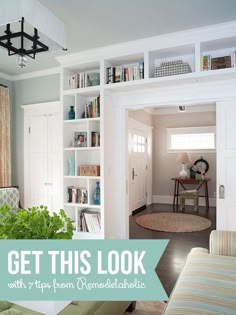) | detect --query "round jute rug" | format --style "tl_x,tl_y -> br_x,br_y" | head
136,213 -> 211,233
